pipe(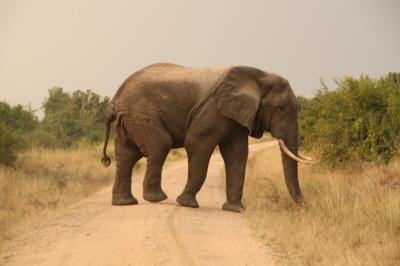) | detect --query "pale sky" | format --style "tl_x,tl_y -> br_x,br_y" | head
1,0 -> 399,116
